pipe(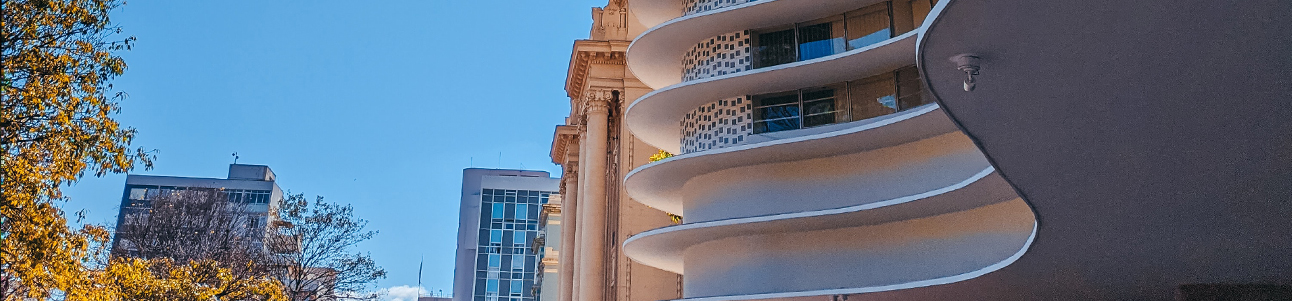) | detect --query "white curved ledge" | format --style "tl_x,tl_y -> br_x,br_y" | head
626,32 -> 918,152
624,103 -> 953,214
627,0 -> 889,89
630,0 -> 682,30
667,220 -> 1037,301
623,168 -> 1014,274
